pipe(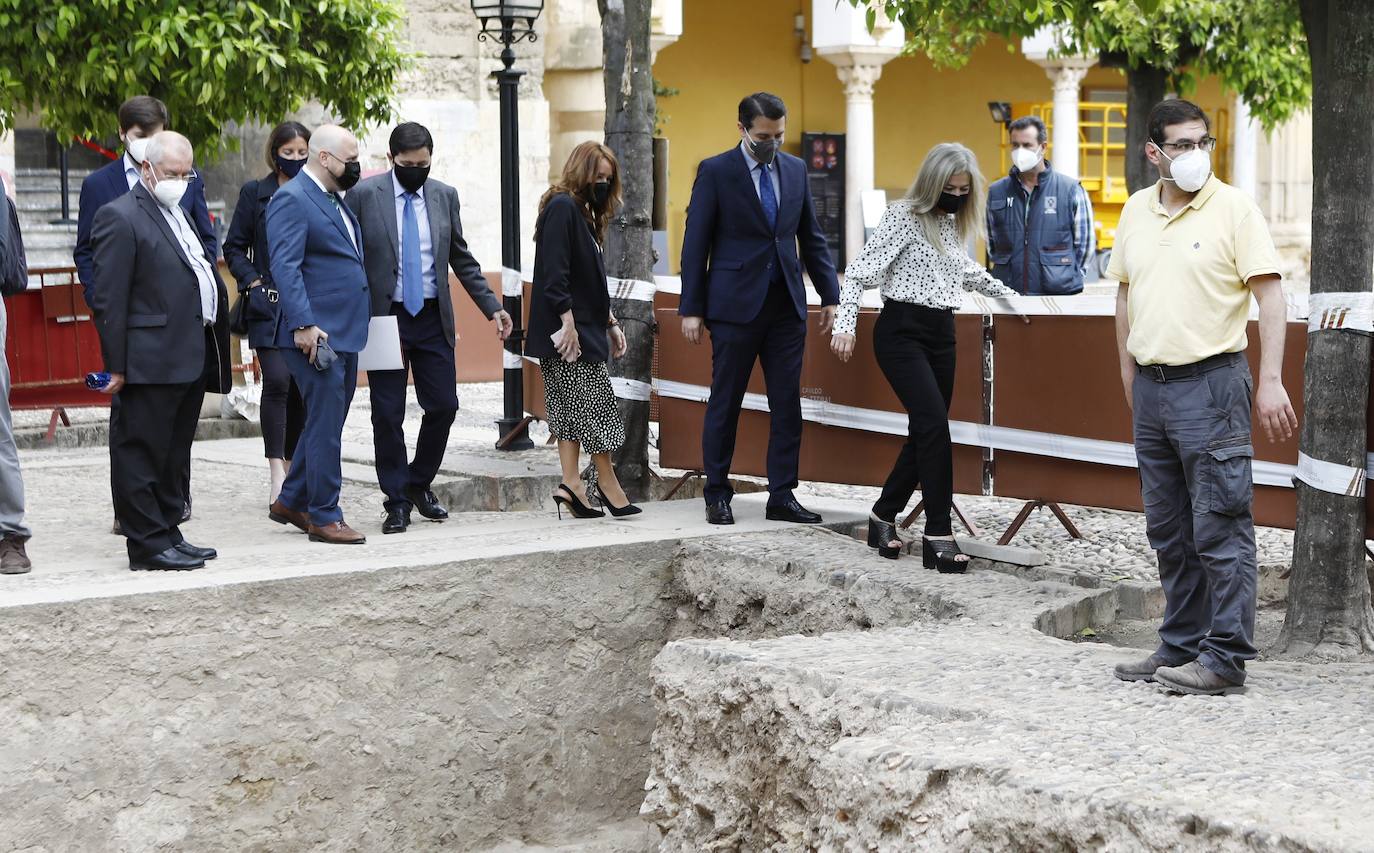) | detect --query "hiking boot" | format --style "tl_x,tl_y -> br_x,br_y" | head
1112,653 -> 1179,683
0,535 -> 32,574
1153,660 -> 1245,696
